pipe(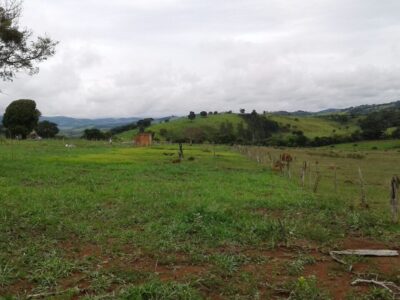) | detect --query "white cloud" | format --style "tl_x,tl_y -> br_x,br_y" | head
1,0 -> 400,117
